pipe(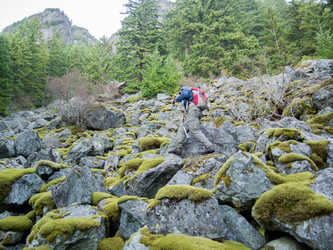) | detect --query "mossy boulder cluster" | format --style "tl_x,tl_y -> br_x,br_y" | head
0,59 -> 333,250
